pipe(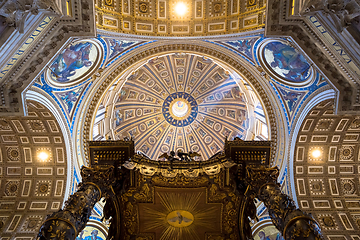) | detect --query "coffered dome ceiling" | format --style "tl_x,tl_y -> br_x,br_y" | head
95,0 -> 266,37
93,53 -> 268,160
